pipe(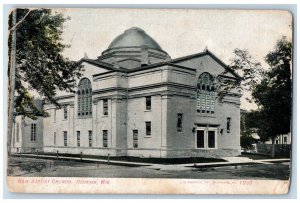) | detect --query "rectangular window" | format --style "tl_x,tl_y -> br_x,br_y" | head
145,121 -> 151,136
89,131 -> 92,147
284,137 -> 287,144
103,130 -> 108,147
103,99 -> 108,115
78,90 -> 81,116
196,130 -> 205,148
64,105 -> 68,119
63,131 -> 67,146
227,117 -> 231,133
133,130 -> 138,148
146,96 -> 151,110
54,132 -> 56,145
208,131 -> 216,148
31,124 -> 36,141
177,113 -> 183,132
16,123 -> 19,142
77,131 -> 80,147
